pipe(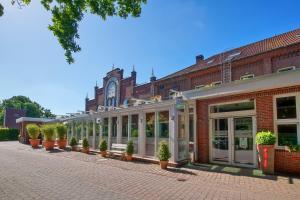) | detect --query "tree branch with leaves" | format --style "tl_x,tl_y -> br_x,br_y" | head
1,0 -> 147,64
